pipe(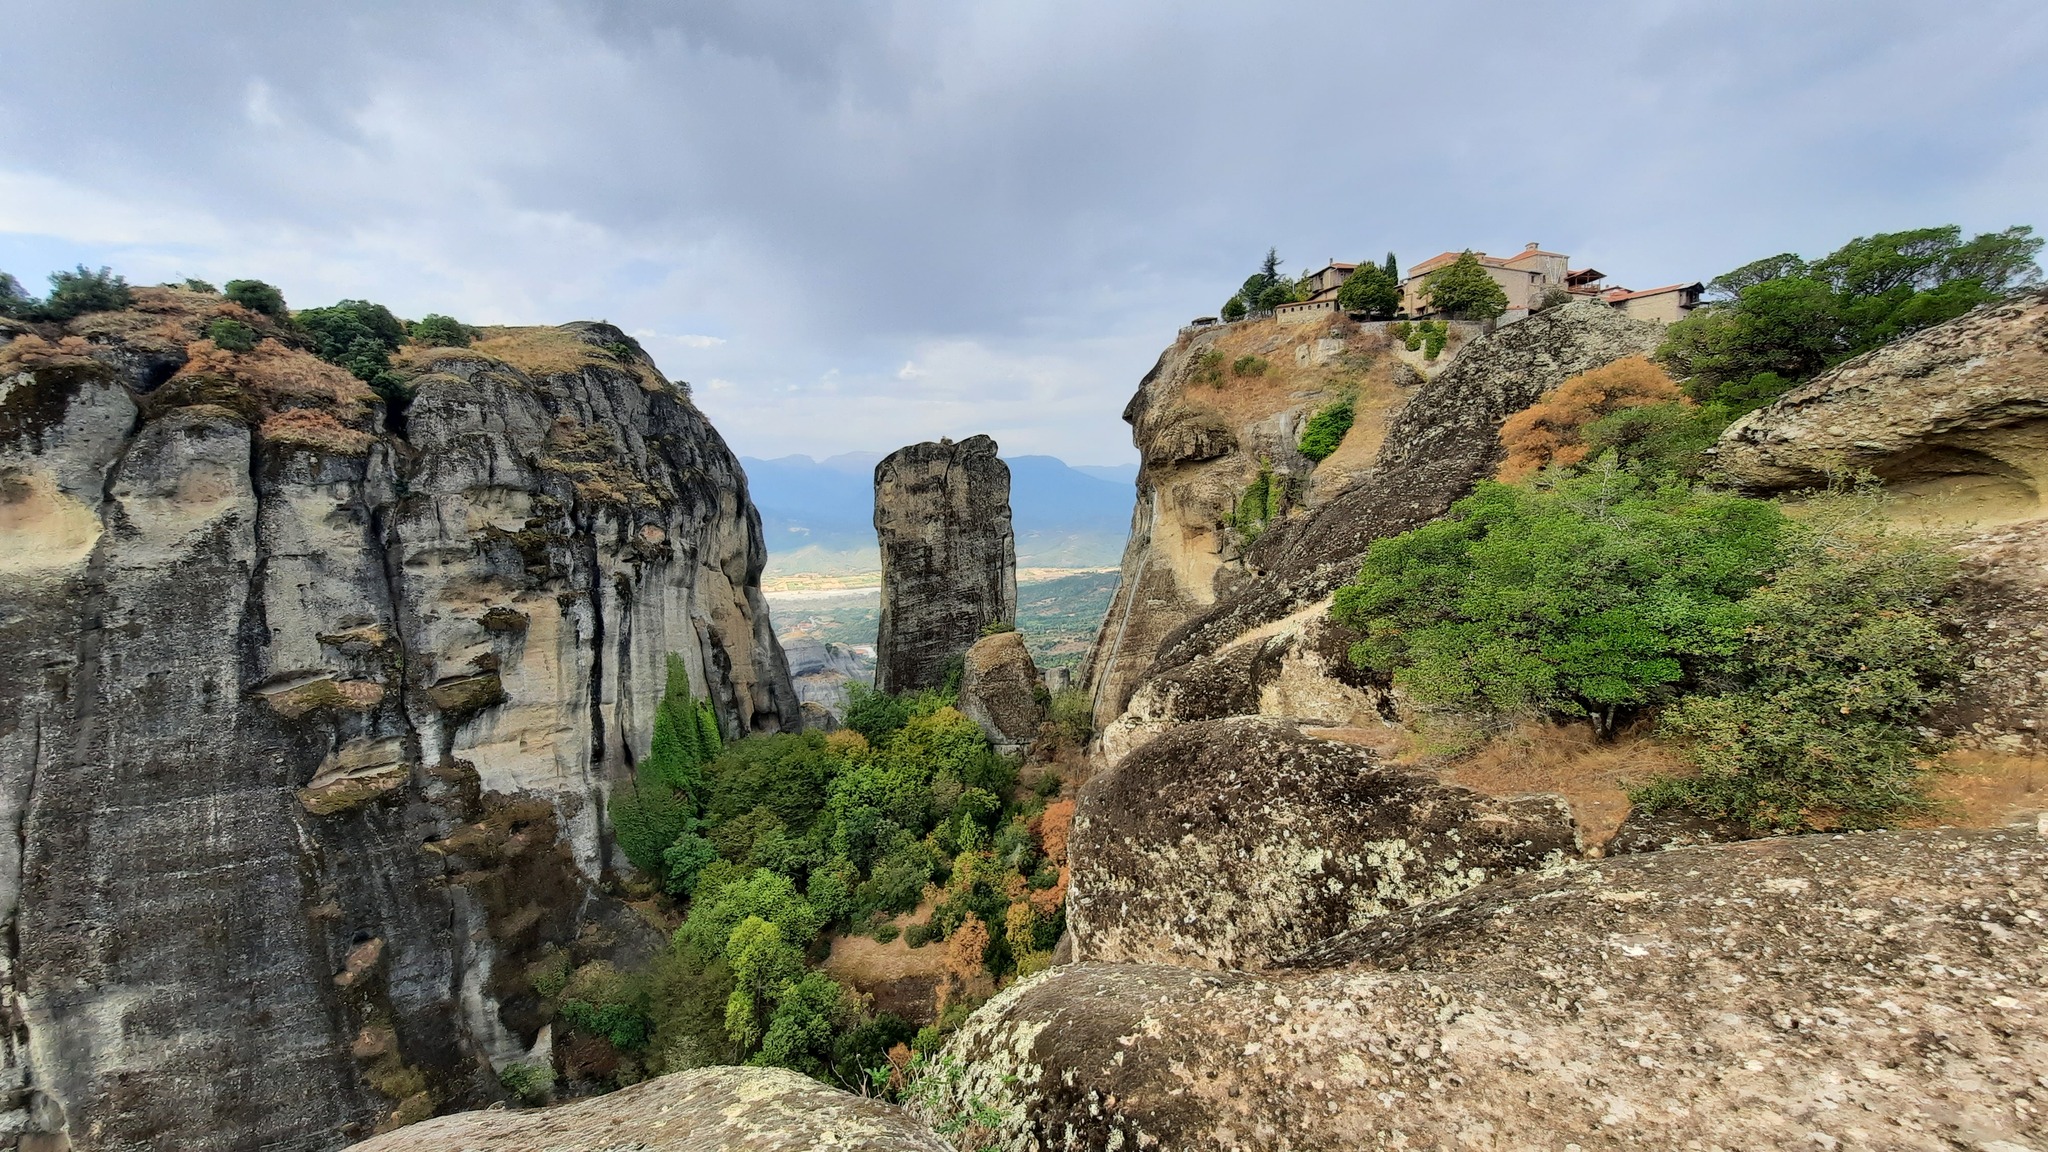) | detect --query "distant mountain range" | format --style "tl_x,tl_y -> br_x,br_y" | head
741,452 -> 1136,574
